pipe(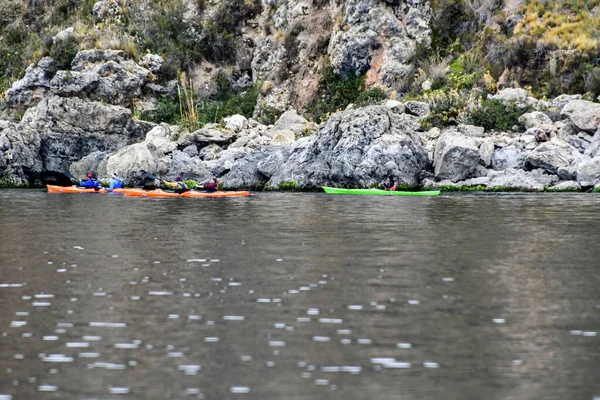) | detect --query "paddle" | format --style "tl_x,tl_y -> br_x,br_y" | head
63,170 -> 79,185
